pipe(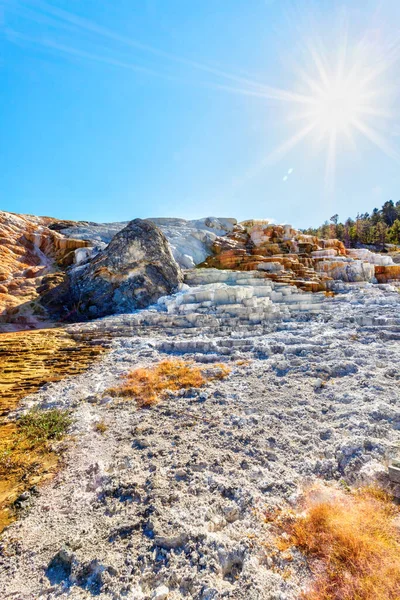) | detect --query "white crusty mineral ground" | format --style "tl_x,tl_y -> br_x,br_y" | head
1,275 -> 400,599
